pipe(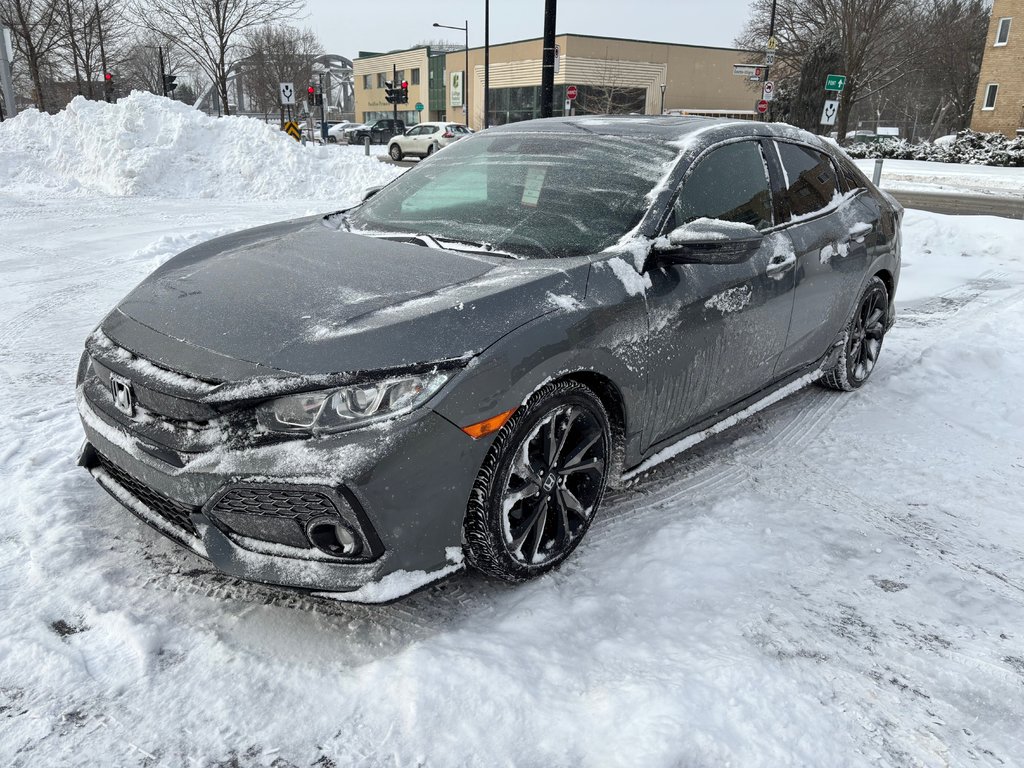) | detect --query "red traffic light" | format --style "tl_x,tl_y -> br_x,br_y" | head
401,81 -> 408,89
307,85 -> 315,94
104,72 -> 113,81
